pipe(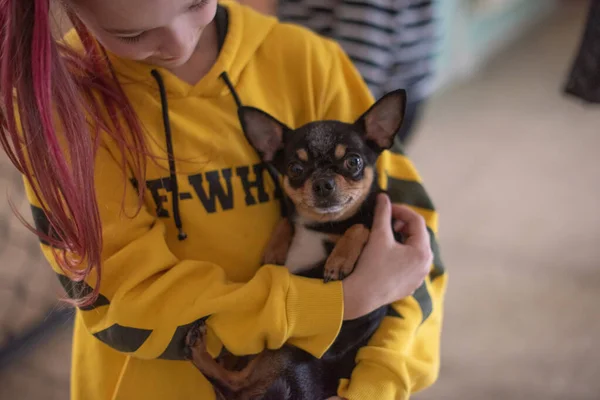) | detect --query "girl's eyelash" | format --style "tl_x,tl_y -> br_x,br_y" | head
118,33 -> 145,43
189,0 -> 210,11
117,0 -> 209,43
